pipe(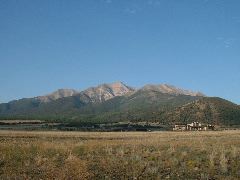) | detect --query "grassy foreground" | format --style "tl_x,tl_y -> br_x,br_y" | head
0,130 -> 240,179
